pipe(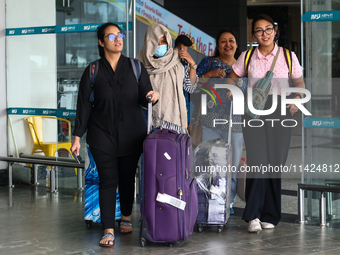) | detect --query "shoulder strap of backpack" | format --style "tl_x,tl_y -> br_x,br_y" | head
88,58 -> 141,103
244,47 -> 255,76
89,60 -> 99,103
283,48 -> 292,78
129,58 -> 141,83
